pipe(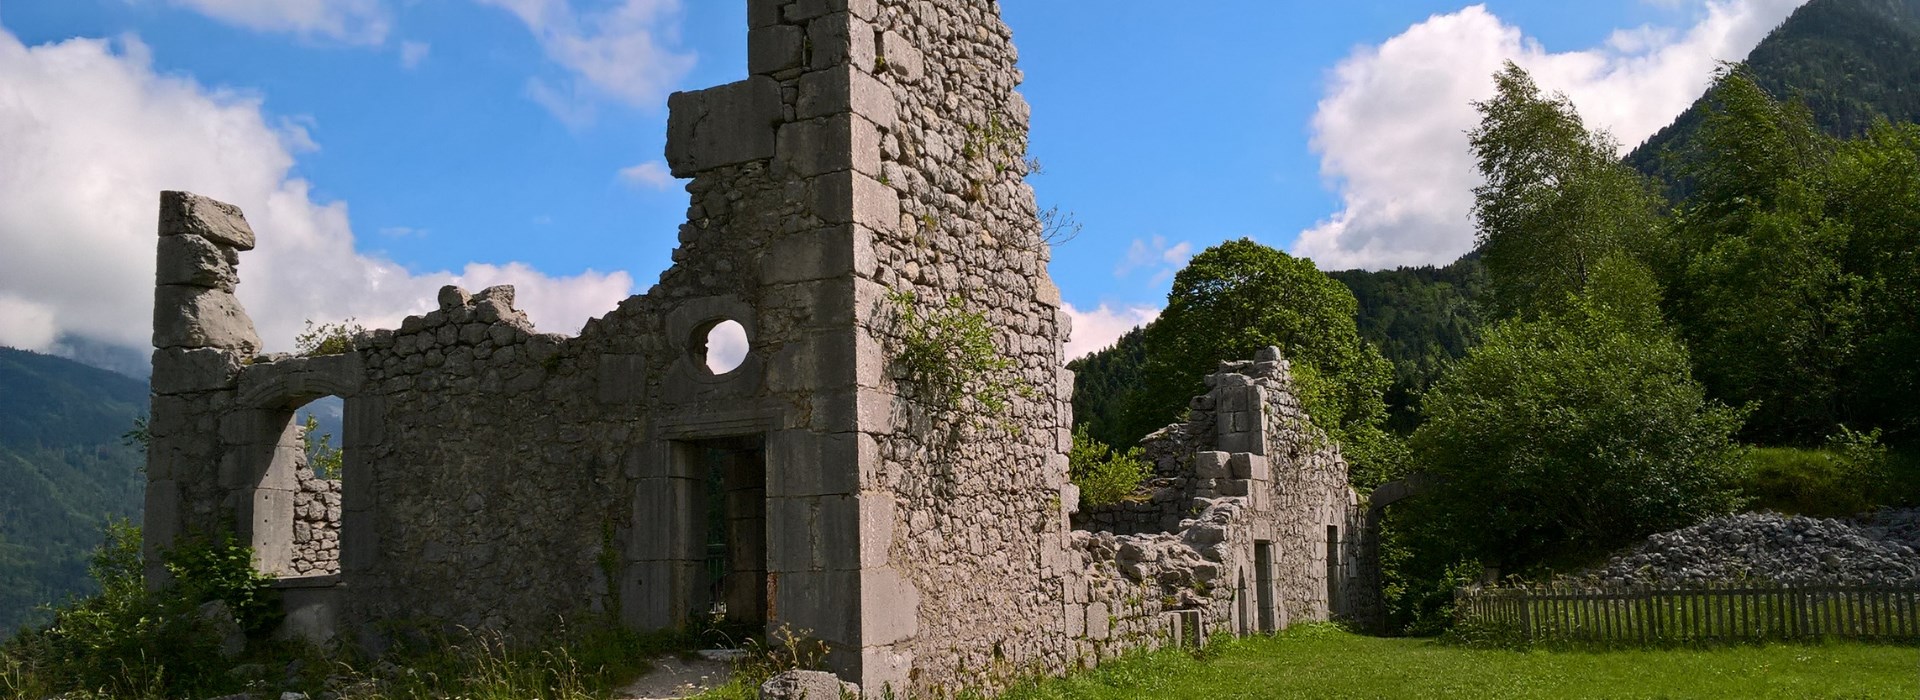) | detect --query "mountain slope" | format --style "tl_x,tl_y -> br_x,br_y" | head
0,347 -> 147,636
1628,0 -> 1920,189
